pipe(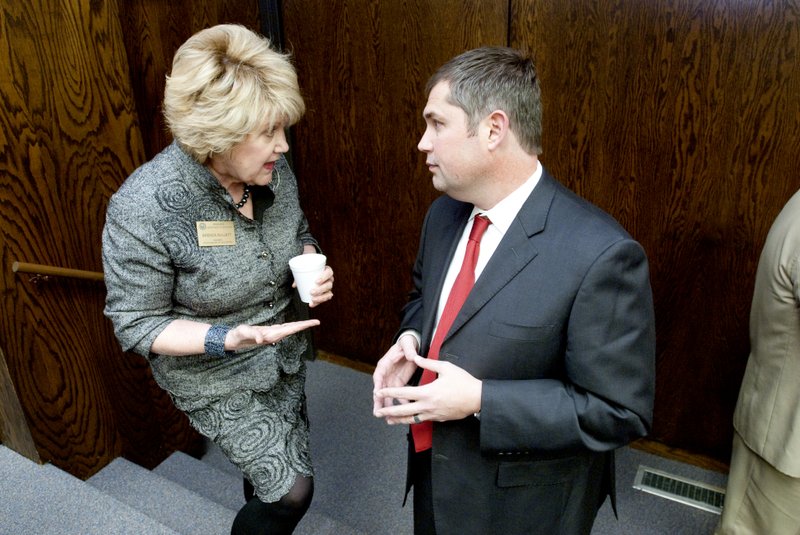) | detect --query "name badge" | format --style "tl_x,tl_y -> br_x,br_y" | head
196,221 -> 236,247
